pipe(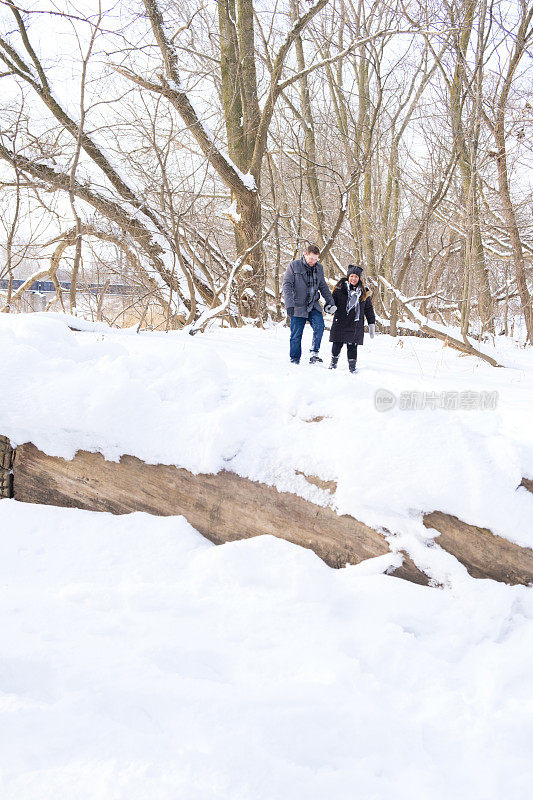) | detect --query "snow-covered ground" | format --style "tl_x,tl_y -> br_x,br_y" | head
1,312 -> 532,581
1,500 -> 532,799
1,313 -> 533,796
